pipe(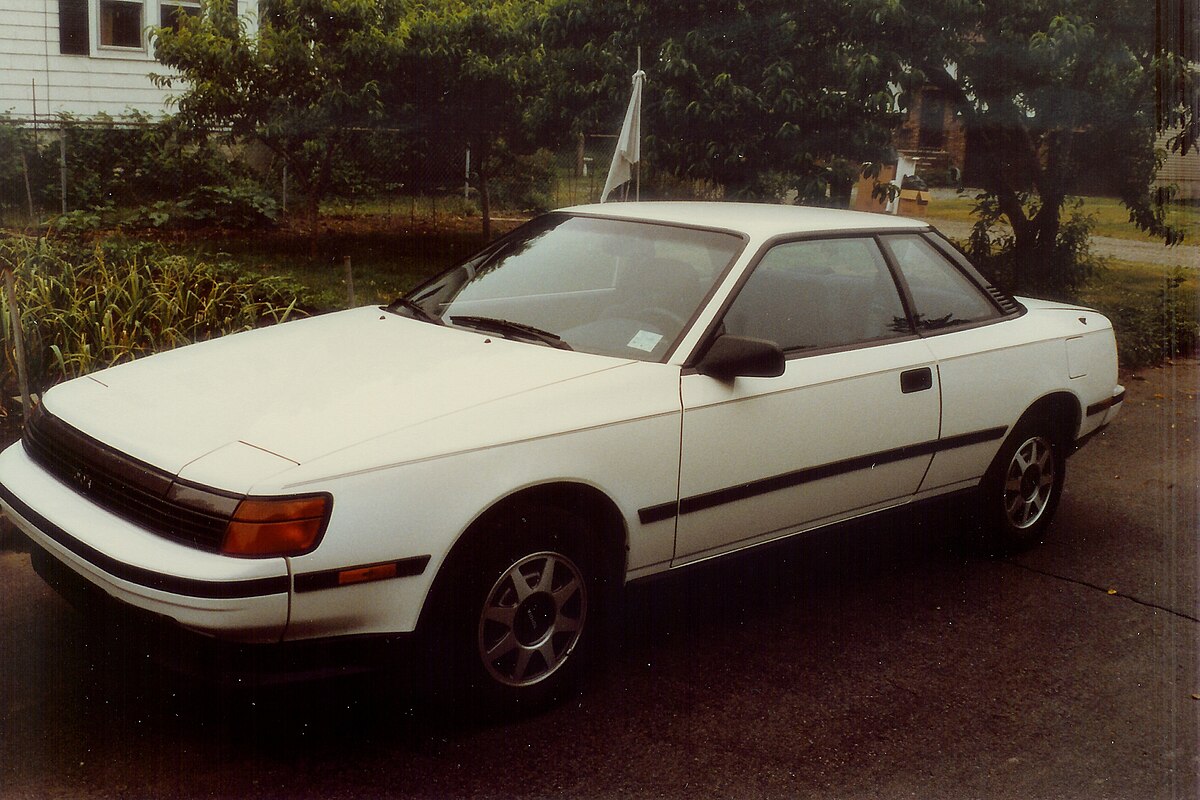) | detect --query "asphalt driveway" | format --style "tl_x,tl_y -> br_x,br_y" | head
0,360 -> 1196,799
